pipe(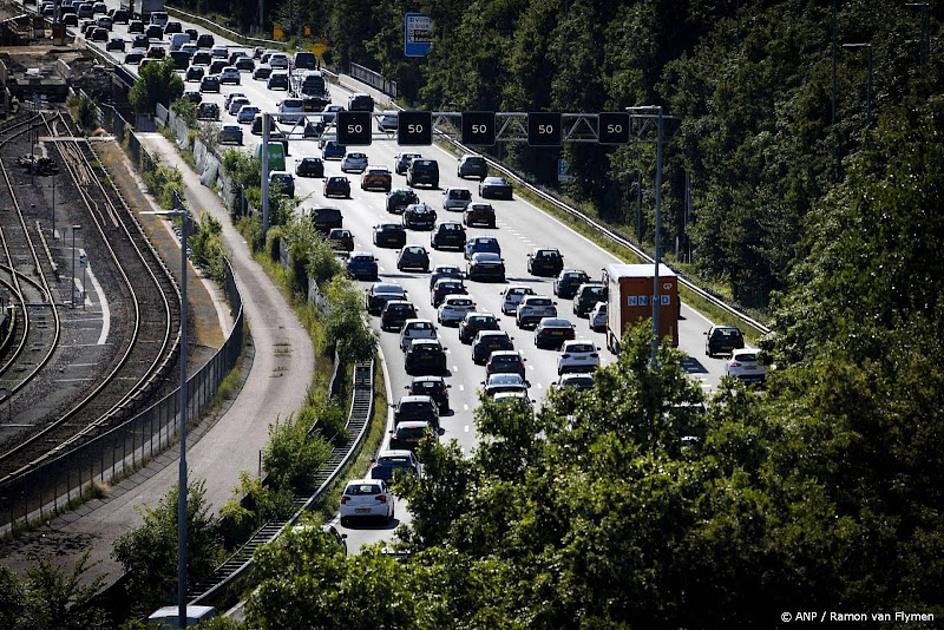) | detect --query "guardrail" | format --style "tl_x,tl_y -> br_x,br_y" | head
349,63 -> 397,99
187,358 -> 375,608
165,5 -> 285,50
